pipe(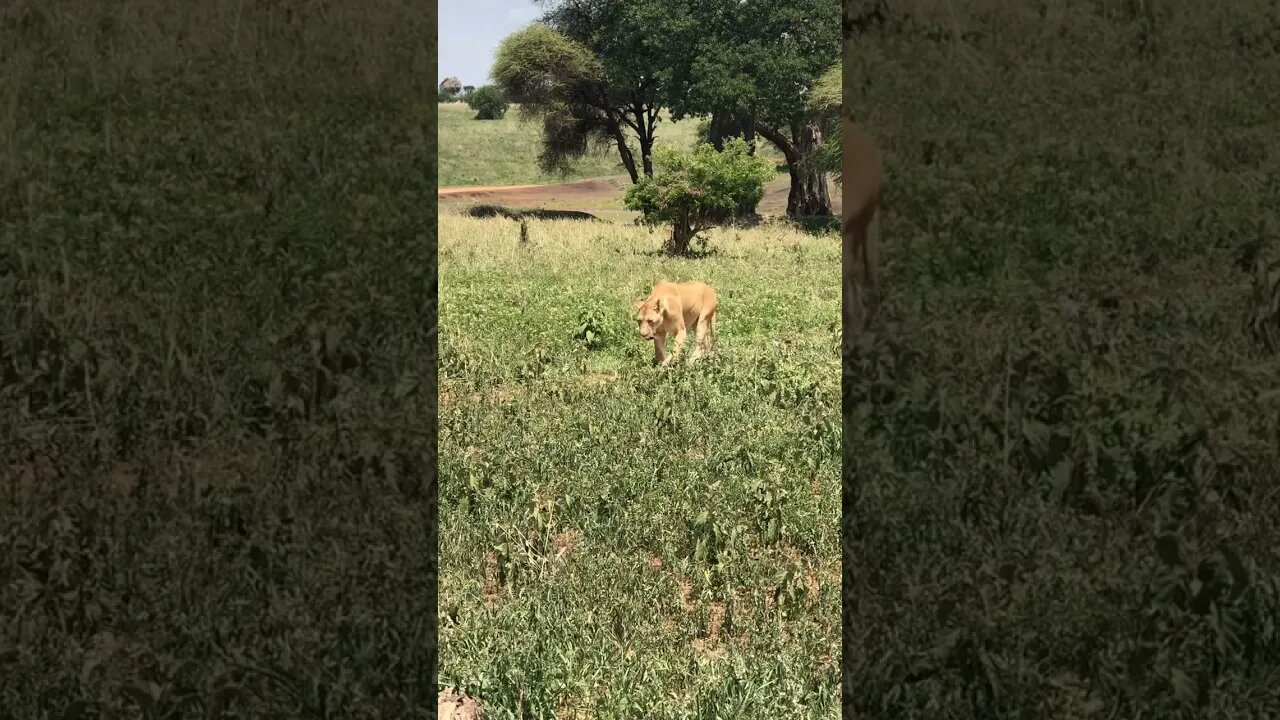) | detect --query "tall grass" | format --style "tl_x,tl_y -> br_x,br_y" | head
438,210 -> 841,718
